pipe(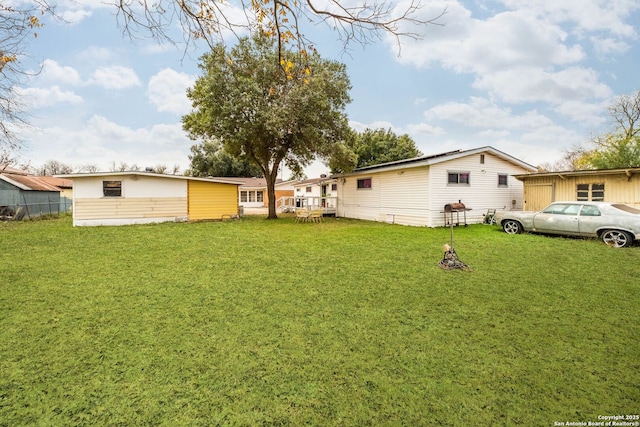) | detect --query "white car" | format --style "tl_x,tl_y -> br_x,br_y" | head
496,201 -> 640,248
